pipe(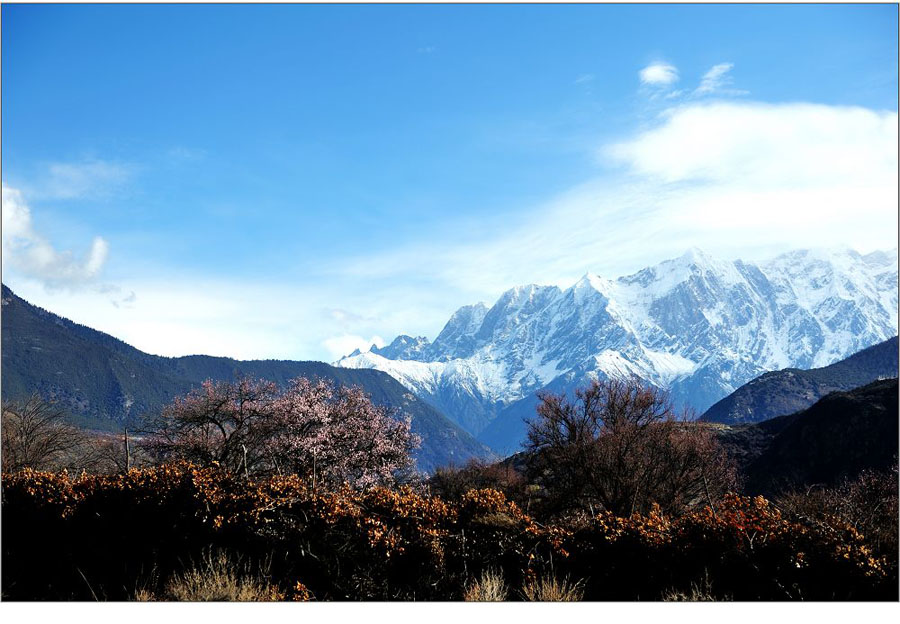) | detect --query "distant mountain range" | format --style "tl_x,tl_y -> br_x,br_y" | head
716,378 -> 899,496
701,336 -> 898,424
0,284 -> 494,473
337,247 -> 898,454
